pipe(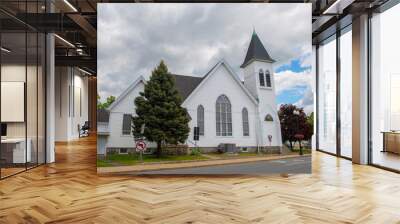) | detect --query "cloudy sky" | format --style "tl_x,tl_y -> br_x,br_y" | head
98,3 -> 313,113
